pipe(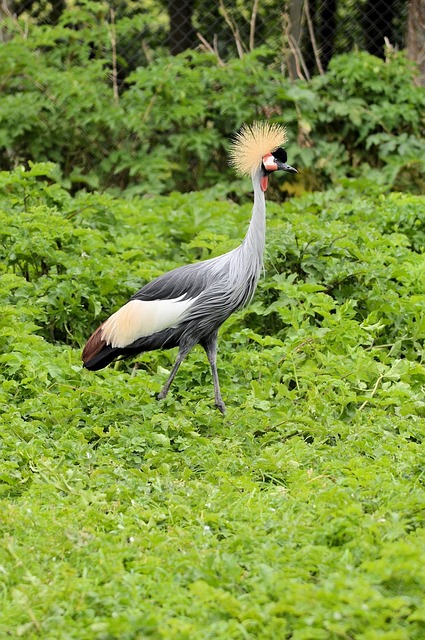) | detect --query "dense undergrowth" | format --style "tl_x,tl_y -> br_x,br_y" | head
1,163 -> 425,638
